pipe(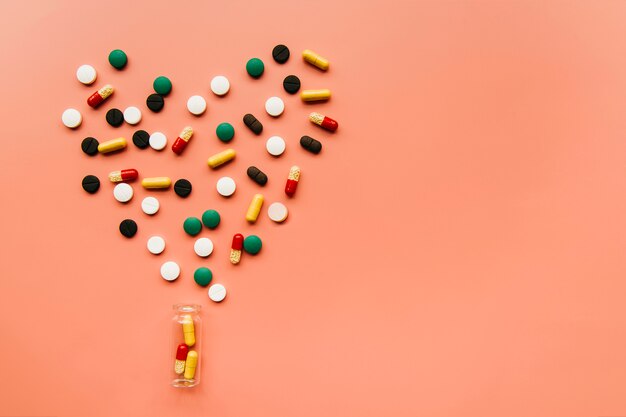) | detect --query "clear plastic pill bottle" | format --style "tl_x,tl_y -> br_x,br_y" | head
170,304 -> 202,388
